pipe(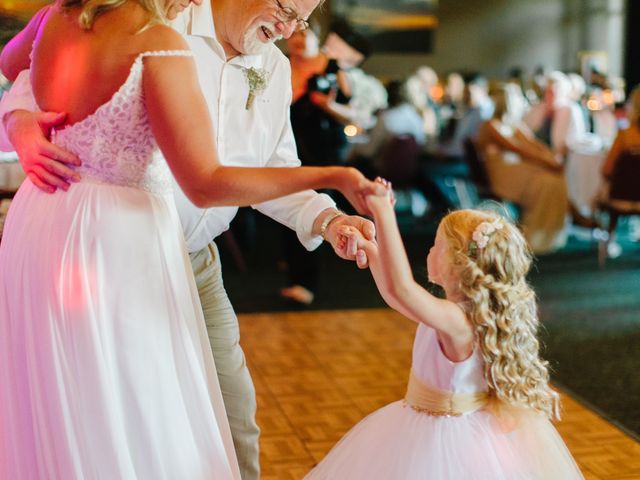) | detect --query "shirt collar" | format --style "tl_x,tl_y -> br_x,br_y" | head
228,53 -> 265,69
176,1 -> 265,69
